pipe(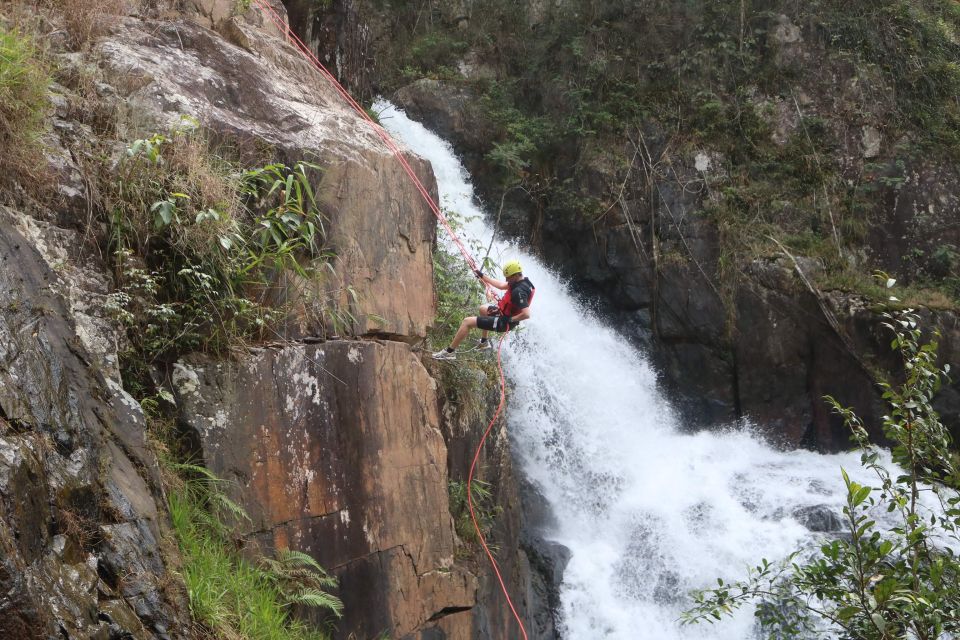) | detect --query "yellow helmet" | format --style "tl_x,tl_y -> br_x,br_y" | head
503,259 -> 523,278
